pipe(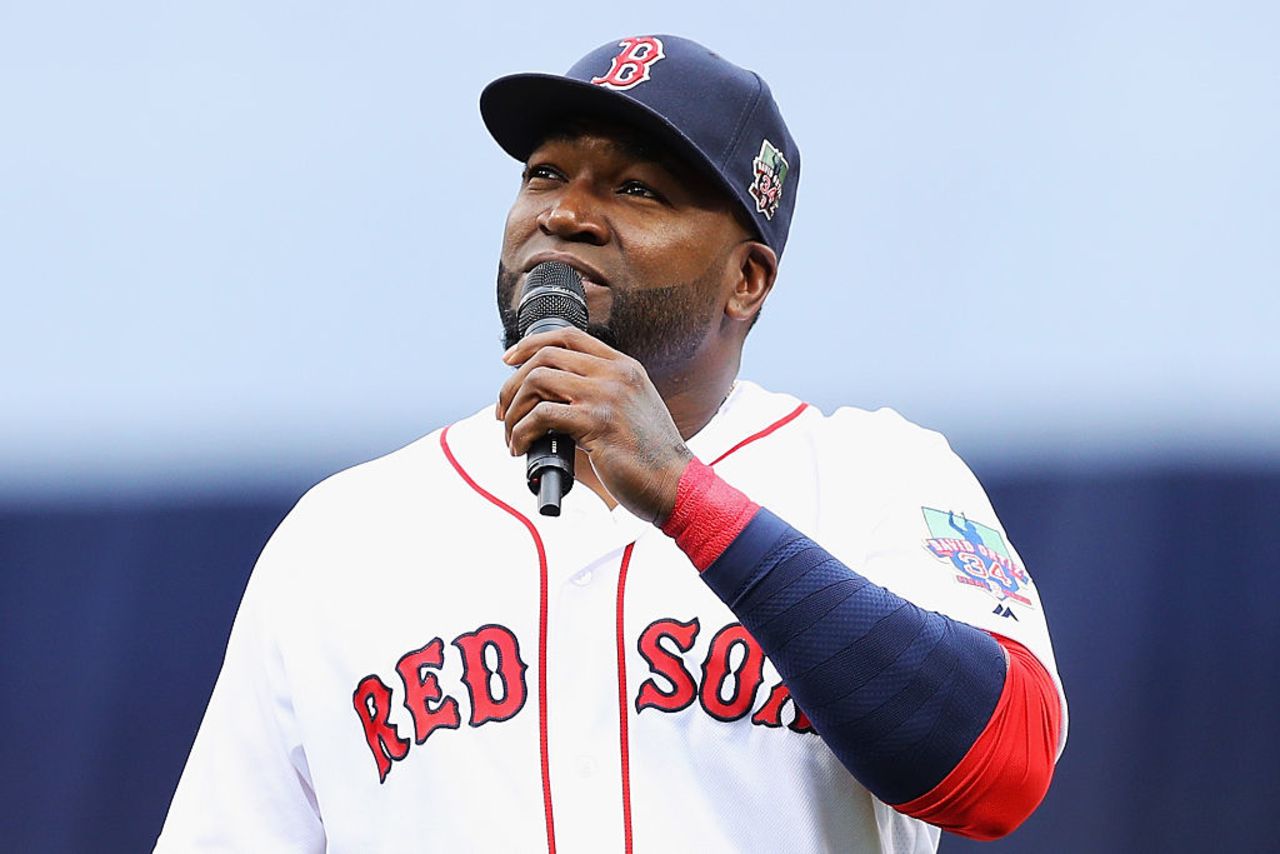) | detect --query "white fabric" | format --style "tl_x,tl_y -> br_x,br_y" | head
157,380 -> 1066,853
